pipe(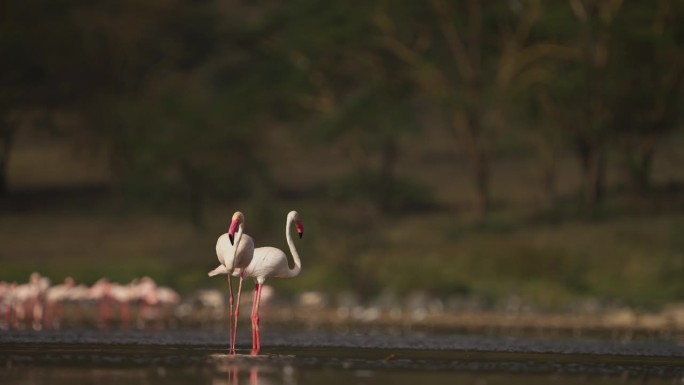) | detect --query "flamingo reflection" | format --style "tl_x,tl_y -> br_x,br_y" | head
215,364 -> 261,385
212,361 -> 296,385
